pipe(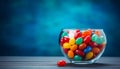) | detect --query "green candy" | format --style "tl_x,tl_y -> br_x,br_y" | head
95,36 -> 105,44
76,37 -> 83,45
74,55 -> 82,61
91,34 -> 98,42
61,32 -> 68,37
92,34 -> 105,44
